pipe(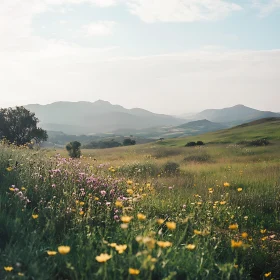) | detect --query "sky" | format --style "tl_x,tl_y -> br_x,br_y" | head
0,0 -> 280,115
